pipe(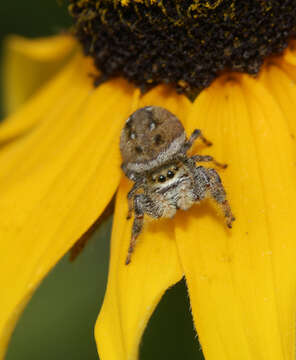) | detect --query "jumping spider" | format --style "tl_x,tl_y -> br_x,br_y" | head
120,106 -> 235,265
